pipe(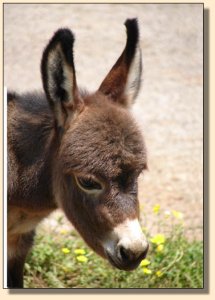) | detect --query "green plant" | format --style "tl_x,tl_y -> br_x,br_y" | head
24,205 -> 203,288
